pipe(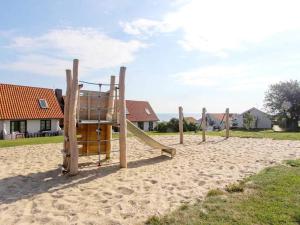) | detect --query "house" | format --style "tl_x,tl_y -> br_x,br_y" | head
197,113 -> 242,130
126,100 -> 159,131
184,117 -> 197,124
0,84 -> 64,139
241,107 -> 272,129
